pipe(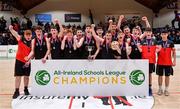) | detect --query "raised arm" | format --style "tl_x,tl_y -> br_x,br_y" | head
142,16 -> 151,28
117,15 -> 124,31
61,35 -> 67,50
91,24 -> 104,43
140,32 -> 146,40
54,19 -> 64,40
9,25 -> 21,41
108,20 -> 113,31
